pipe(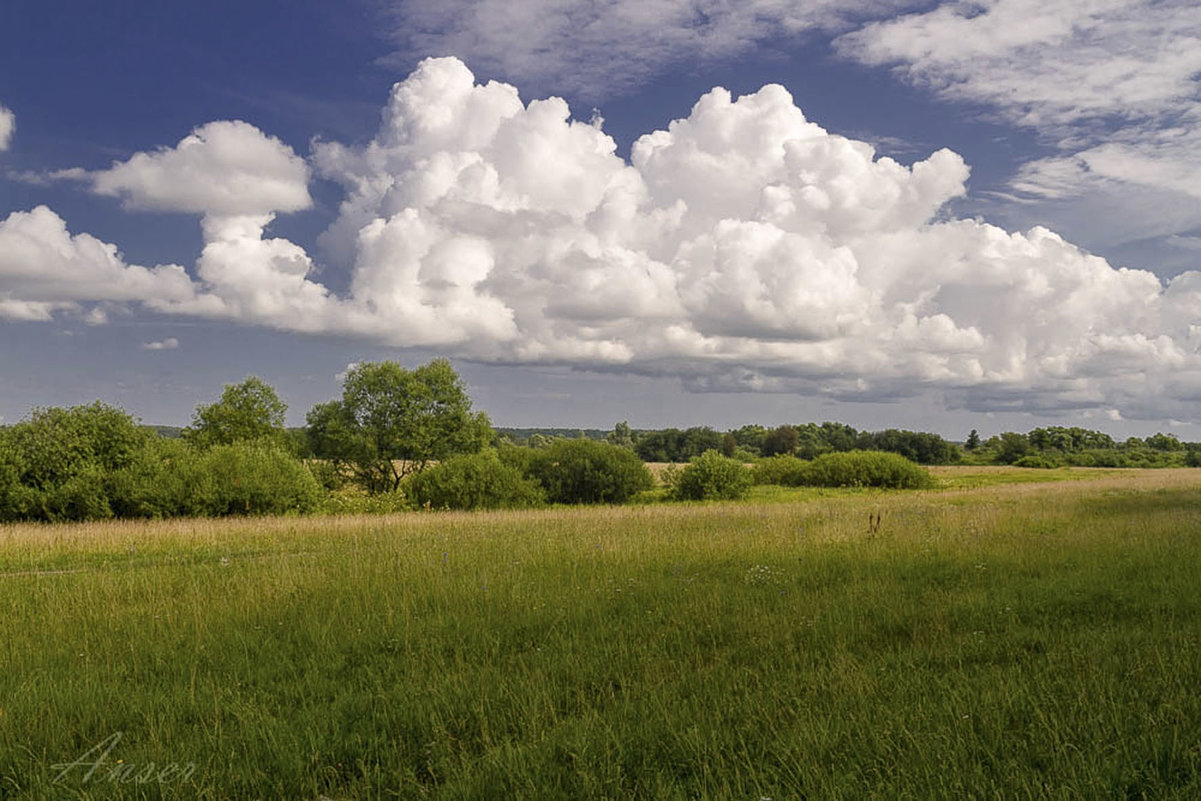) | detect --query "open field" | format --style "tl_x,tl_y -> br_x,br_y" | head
1,467 -> 1199,798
